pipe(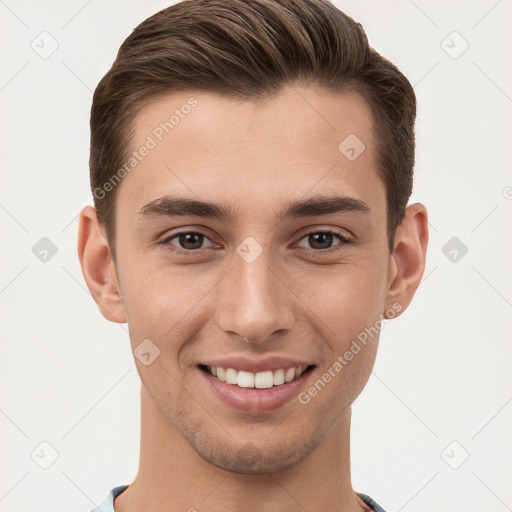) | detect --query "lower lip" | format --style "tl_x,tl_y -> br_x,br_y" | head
199,366 -> 314,413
